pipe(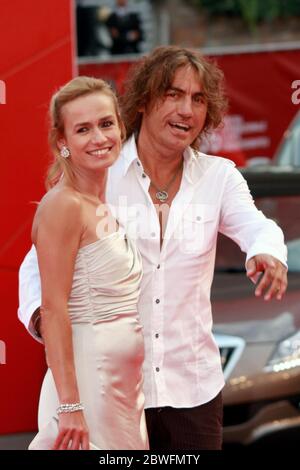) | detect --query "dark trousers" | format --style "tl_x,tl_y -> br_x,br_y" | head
145,392 -> 223,450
